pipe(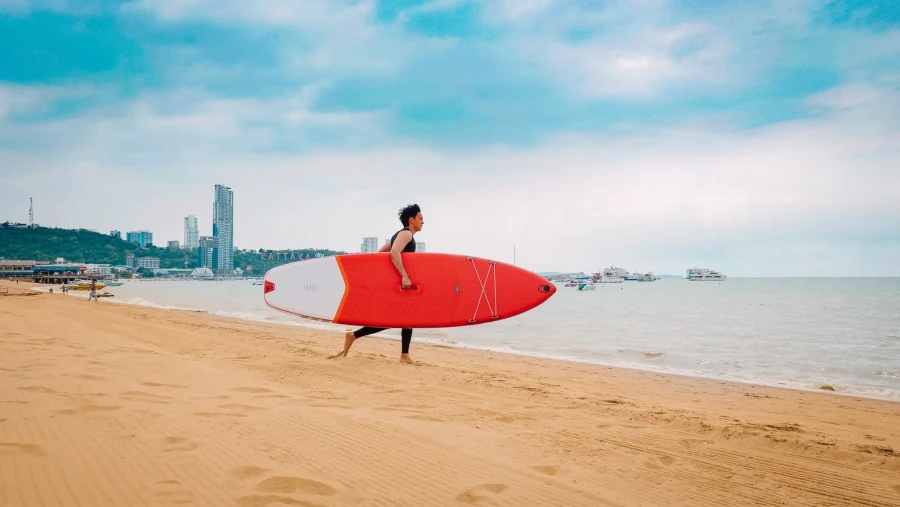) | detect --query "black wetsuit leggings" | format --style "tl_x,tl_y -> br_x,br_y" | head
353,327 -> 413,354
